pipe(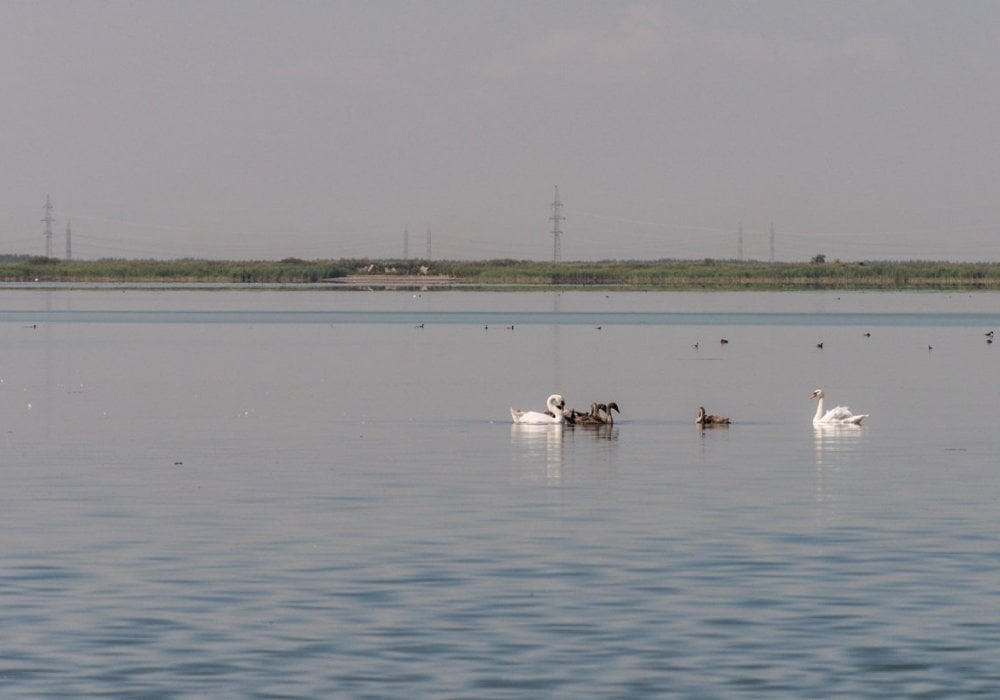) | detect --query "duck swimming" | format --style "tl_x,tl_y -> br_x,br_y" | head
511,394 -> 567,425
